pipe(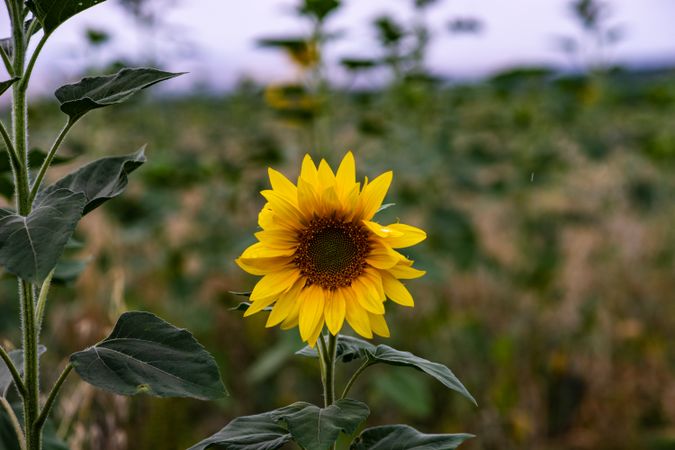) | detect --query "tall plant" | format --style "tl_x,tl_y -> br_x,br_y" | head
0,1 -> 225,449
